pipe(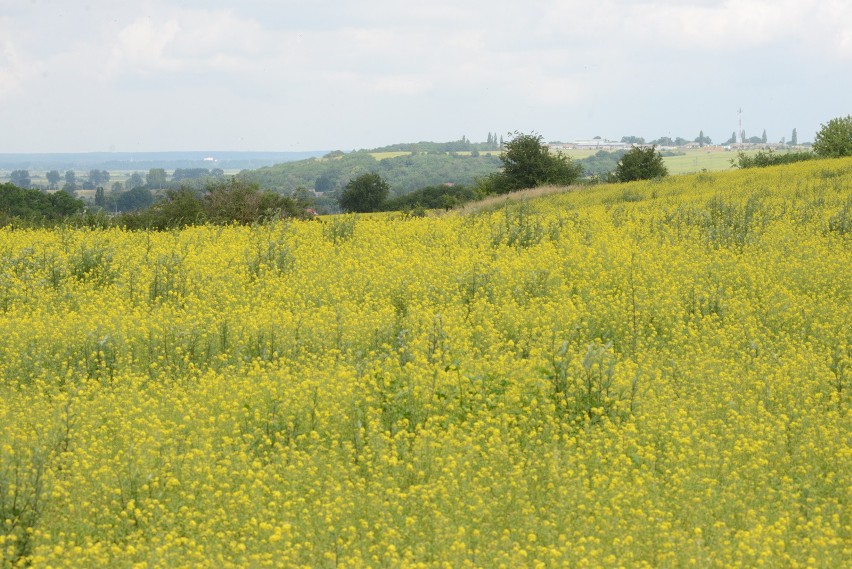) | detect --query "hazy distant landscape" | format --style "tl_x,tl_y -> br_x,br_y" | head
0,132 -> 812,217
0,151 -> 326,172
